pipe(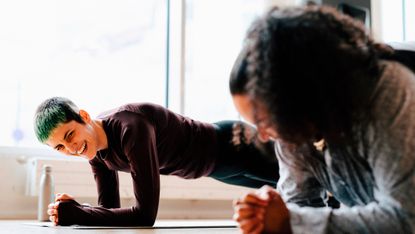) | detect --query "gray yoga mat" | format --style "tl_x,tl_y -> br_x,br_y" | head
24,220 -> 237,229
